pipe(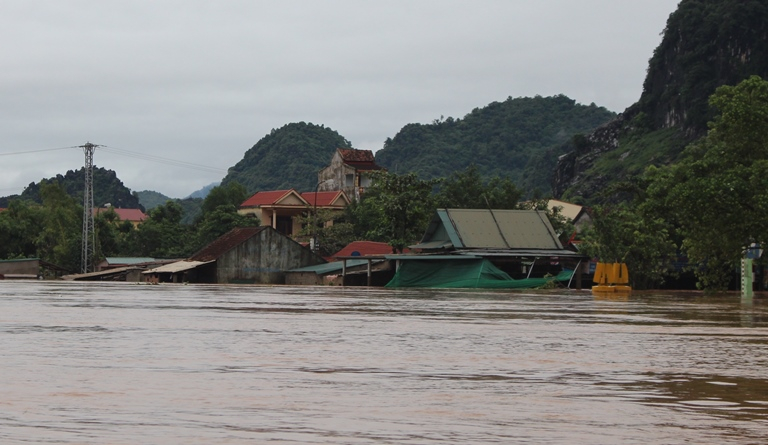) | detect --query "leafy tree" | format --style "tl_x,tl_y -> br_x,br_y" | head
127,201 -> 192,258
0,200 -> 44,260
644,76 -> 768,289
191,182 -> 258,249
95,207 -> 136,259
349,172 -> 440,252
194,204 -> 259,250
436,164 -> 523,209
578,203 -> 677,289
296,209 -> 357,257
36,183 -> 82,271
198,182 -> 249,217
